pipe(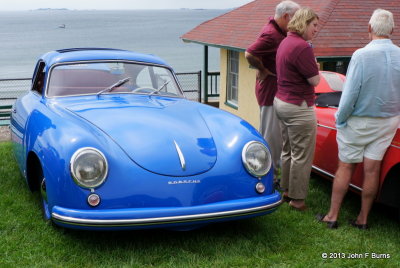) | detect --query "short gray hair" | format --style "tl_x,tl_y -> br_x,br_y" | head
275,1 -> 300,18
369,9 -> 394,37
